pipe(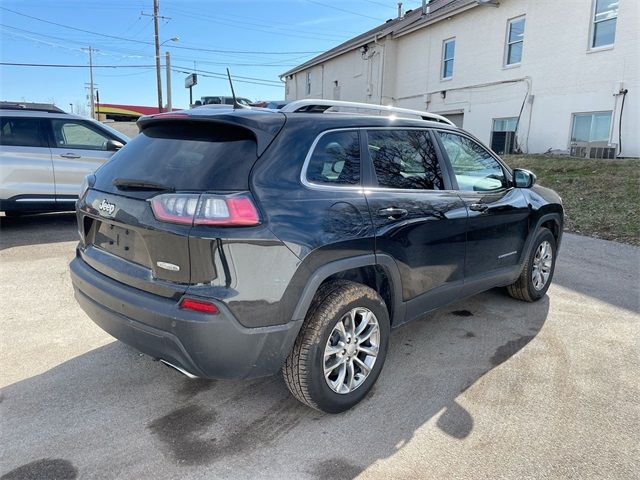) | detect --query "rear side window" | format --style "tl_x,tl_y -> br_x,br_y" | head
0,117 -> 46,147
96,122 -> 257,191
367,129 -> 444,190
51,119 -> 113,151
438,132 -> 507,192
306,130 -> 360,186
